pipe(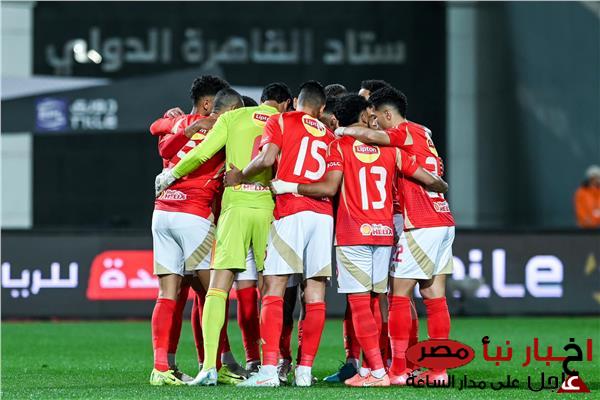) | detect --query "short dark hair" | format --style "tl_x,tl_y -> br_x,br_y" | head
360,79 -> 391,93
323,97 -> 339,115
324,83 -> 348,98
212,88 -> 243,113
369,87 -> 408,118
241,95 -> 258,107
260,82 -> 293,103
334,94 -> 371,127
190,75 -> 230,104
298,80 -> 326,109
